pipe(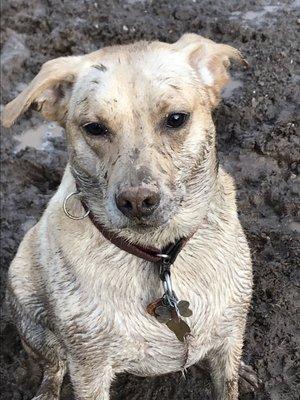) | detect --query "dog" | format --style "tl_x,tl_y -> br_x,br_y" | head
2,34 -> 258,400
